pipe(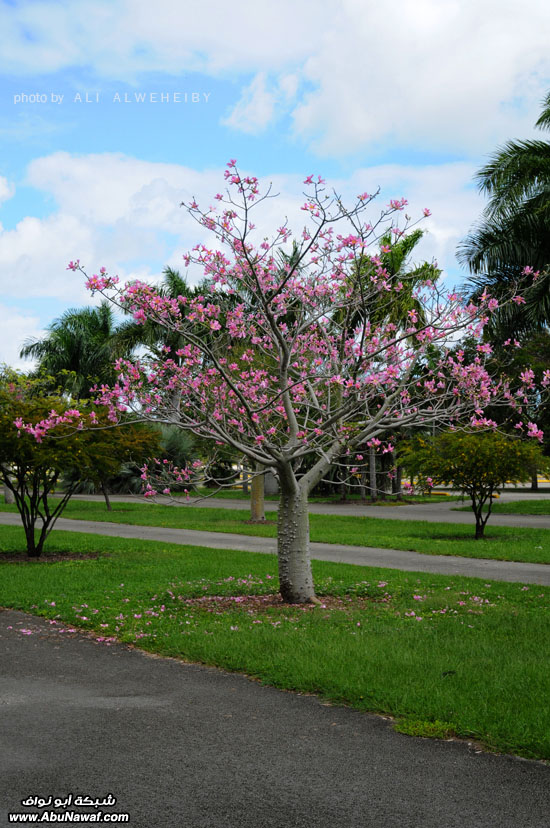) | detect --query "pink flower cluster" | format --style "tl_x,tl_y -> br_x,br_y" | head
15,408 -> 87,442
23,162 -> 545,495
